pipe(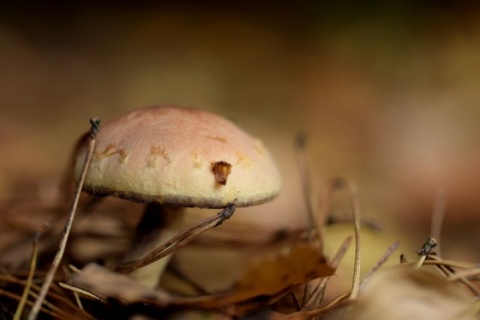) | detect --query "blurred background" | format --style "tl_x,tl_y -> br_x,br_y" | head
1,1 -> 480,279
